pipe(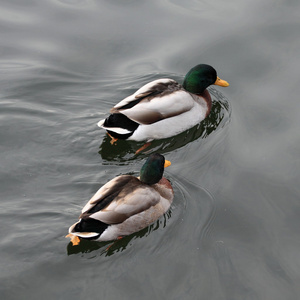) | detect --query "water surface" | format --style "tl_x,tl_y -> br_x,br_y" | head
1,0 -> 300,299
